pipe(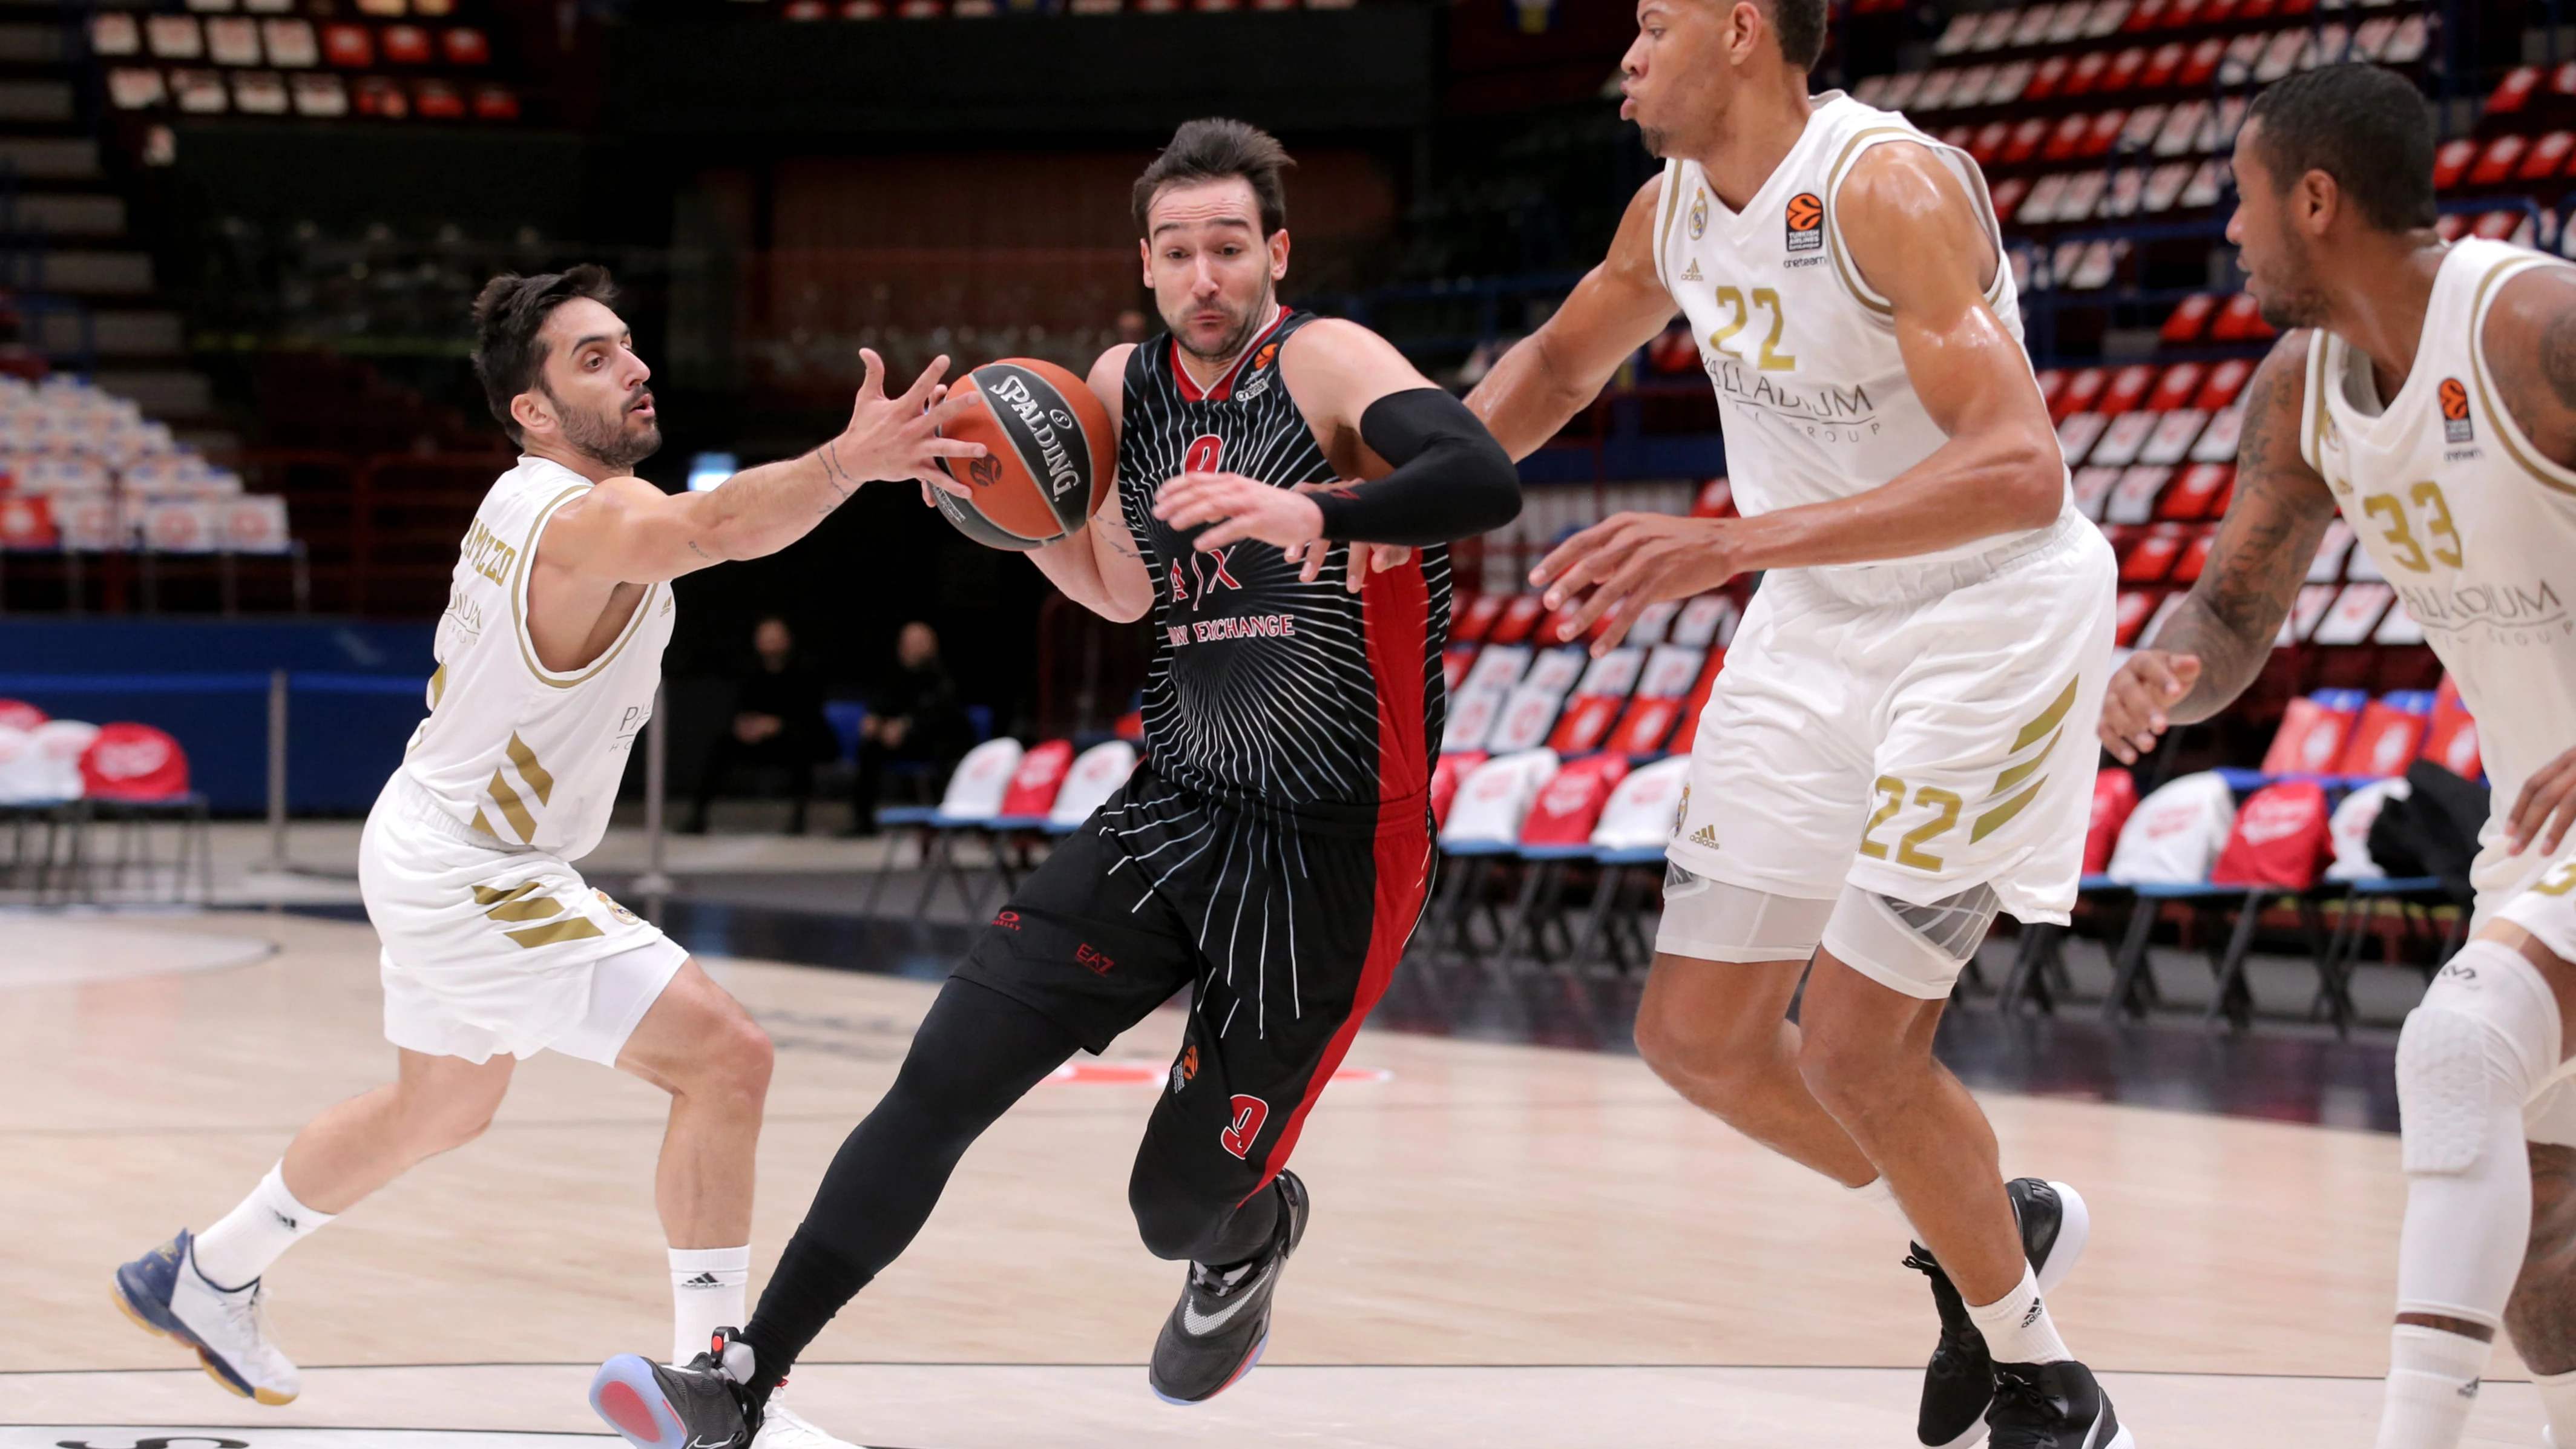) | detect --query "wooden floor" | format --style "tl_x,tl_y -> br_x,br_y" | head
0,909 -> 2544,1445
